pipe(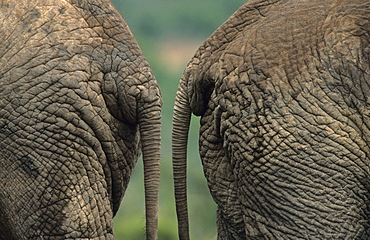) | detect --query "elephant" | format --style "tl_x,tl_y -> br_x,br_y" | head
0,0 -> 161,239
173,0 -> 370,239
